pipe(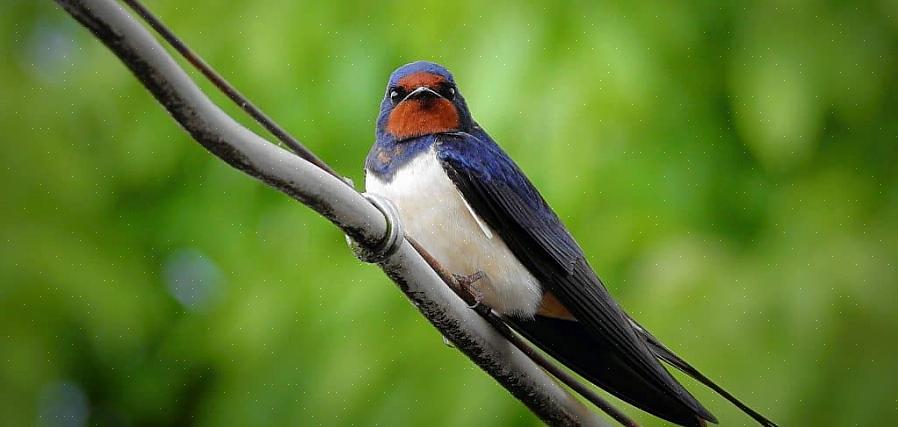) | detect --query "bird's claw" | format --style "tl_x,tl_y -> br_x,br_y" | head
453,271 -> 485,308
